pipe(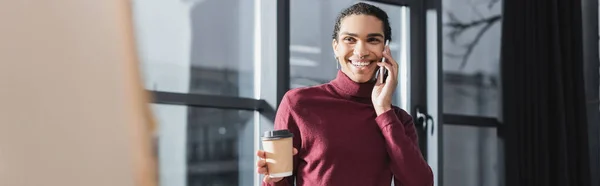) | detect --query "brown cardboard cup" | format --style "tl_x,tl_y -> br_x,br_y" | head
261,130 -> 294,178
